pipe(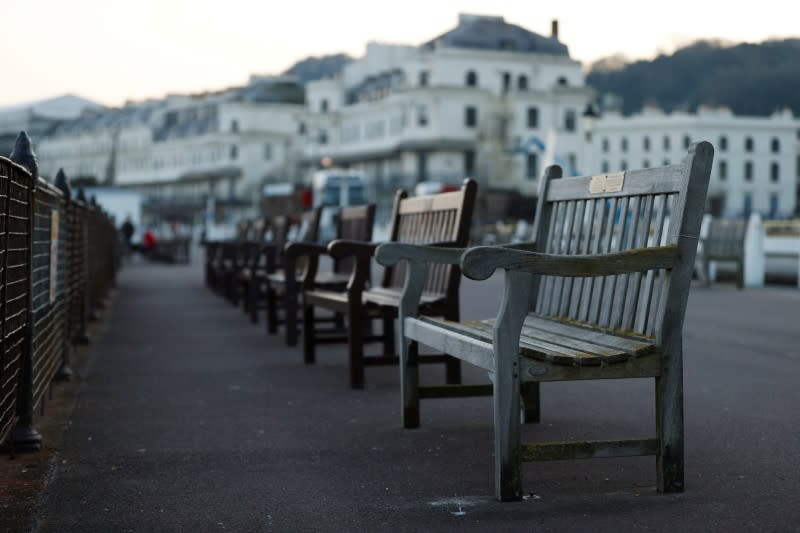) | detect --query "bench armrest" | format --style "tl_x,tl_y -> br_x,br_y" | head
327,239 -> 379,260
461,244 -> 678,281
375,241 -> 463,267
284,241 -> 327,261
284,241 -> 329,288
